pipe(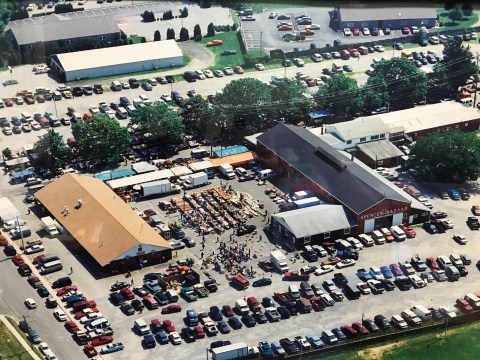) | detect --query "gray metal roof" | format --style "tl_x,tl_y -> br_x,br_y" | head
257,124 -> 410,214
273,205 -> 352,238
339,6 -> 437,22
7,13 -> 119,45
357,140 -> 404,161
325,117 -> 388,142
